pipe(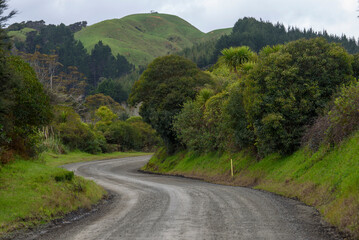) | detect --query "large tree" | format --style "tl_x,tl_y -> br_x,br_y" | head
245,38 -> 353,156
129,55 -> 212,153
